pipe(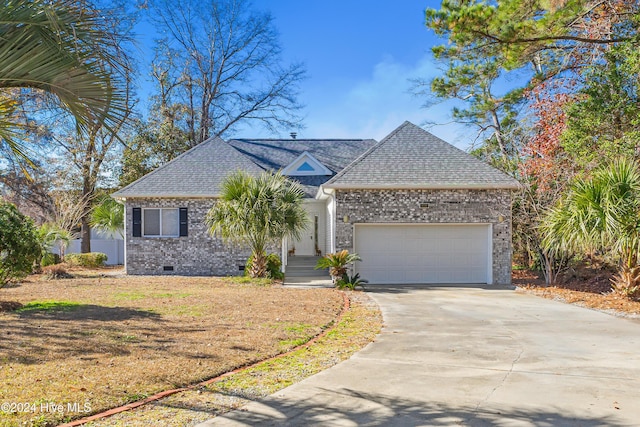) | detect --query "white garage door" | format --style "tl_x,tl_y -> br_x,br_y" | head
354,224 -> 491,284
